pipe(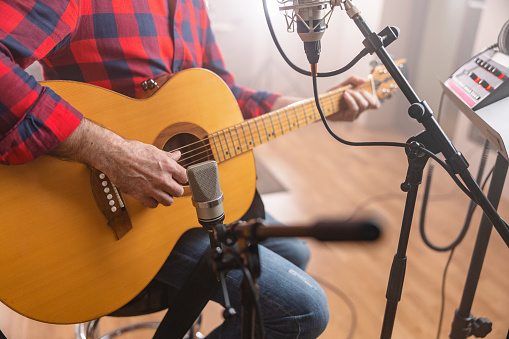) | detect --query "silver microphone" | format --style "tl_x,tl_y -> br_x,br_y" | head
279,0 -> 339,64
187,160 -> 225,228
